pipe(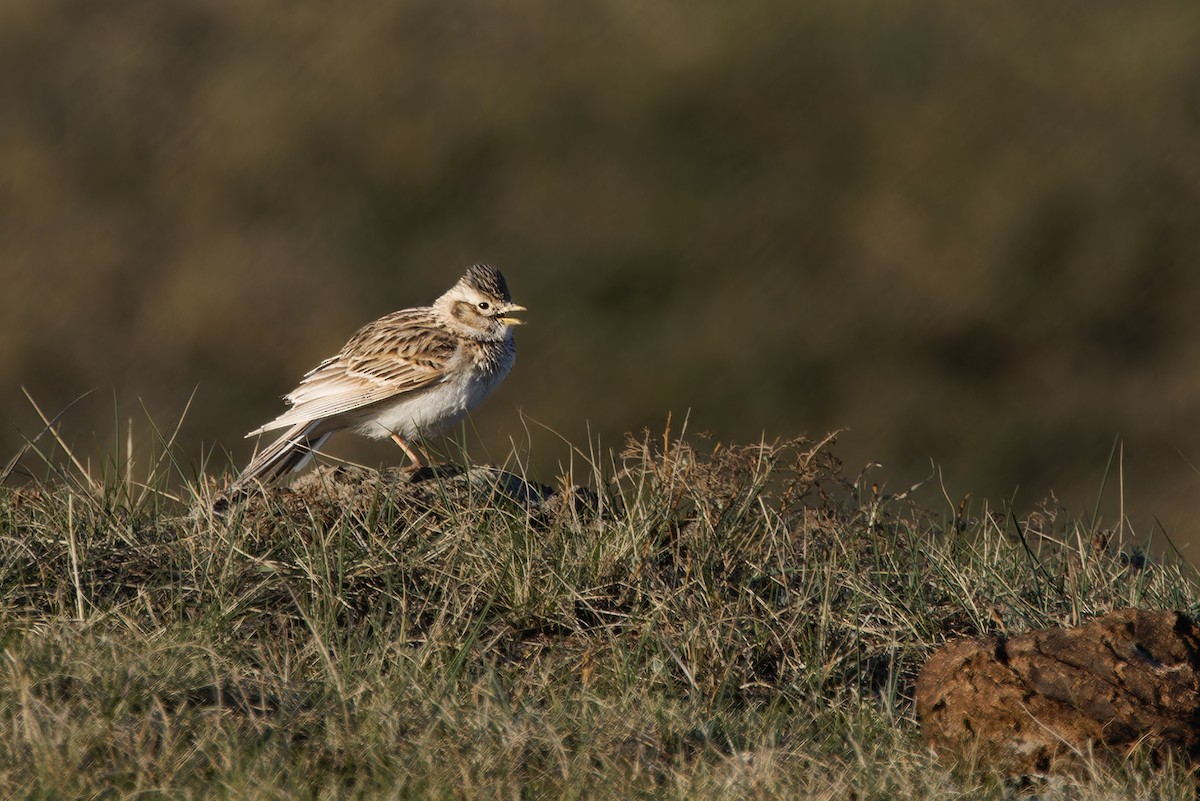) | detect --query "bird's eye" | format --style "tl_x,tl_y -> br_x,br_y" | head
477,301 -> 491,311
